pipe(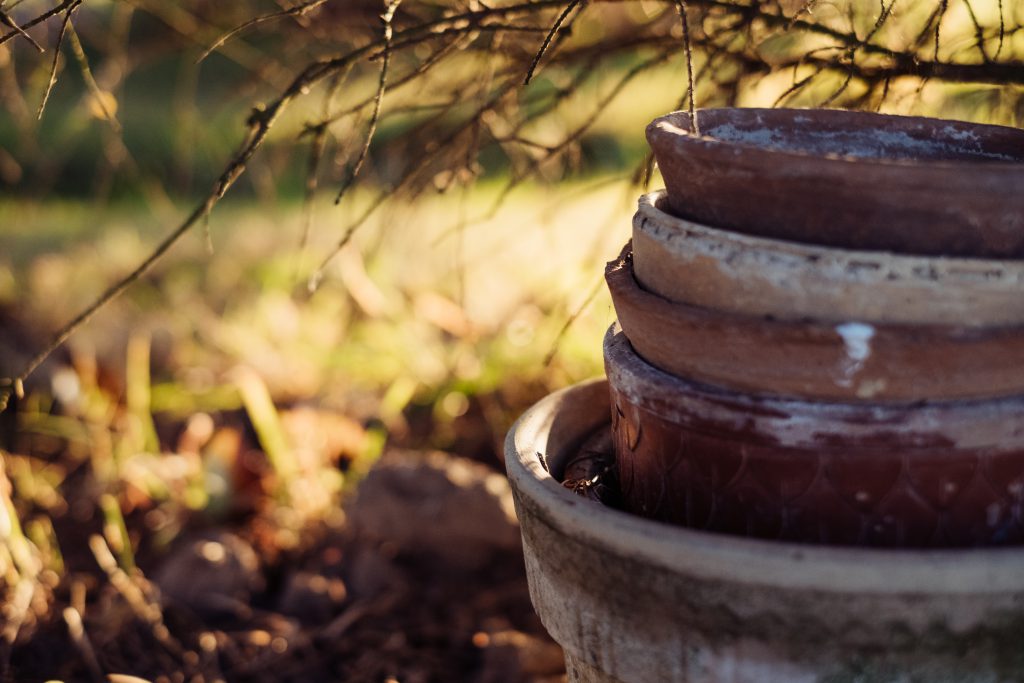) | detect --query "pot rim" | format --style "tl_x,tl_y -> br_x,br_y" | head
608,242 -> 1024,401
633,190 -> 1024,327
603,322 -> 1024,448
638,188 -> 1024,276
611,242 -> 1024,337
506,379 -> 1024,594
649,107 -> 1024,172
